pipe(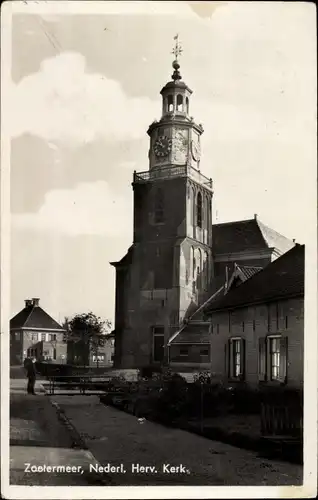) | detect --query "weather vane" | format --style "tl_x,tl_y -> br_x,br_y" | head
171,34 -> 183,61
